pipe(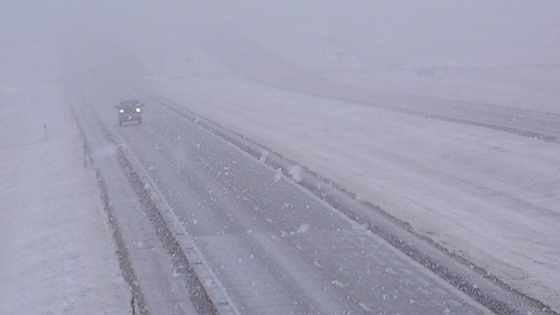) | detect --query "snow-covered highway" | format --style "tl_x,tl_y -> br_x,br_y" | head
69,79 -> 508,315
61,58 -> 555,313
3,1 -> 560,314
